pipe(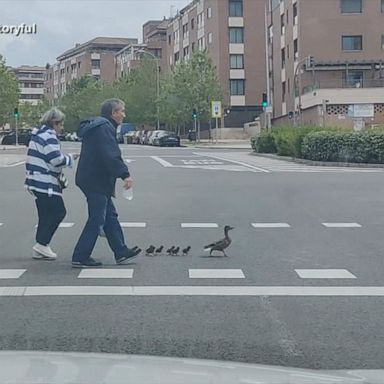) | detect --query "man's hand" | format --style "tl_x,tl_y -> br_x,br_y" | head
123,177 -> 133,190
